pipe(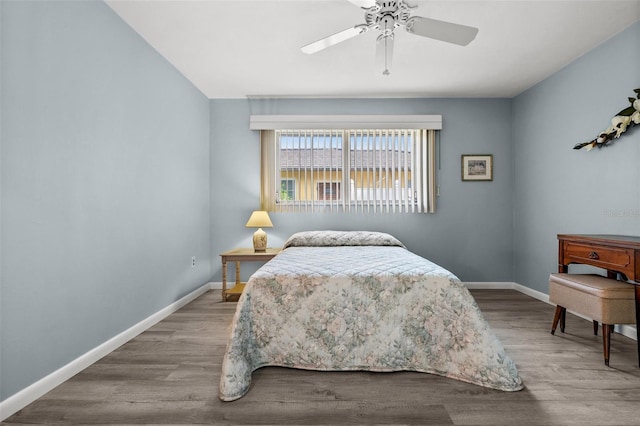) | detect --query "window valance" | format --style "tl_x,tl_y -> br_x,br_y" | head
249,115 -> 442,130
